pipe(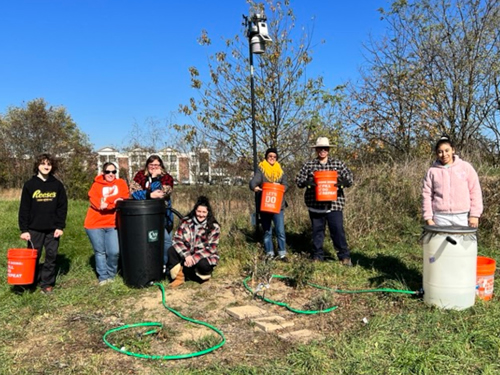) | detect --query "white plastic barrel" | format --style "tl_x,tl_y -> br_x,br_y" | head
422,225 -> 477,310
